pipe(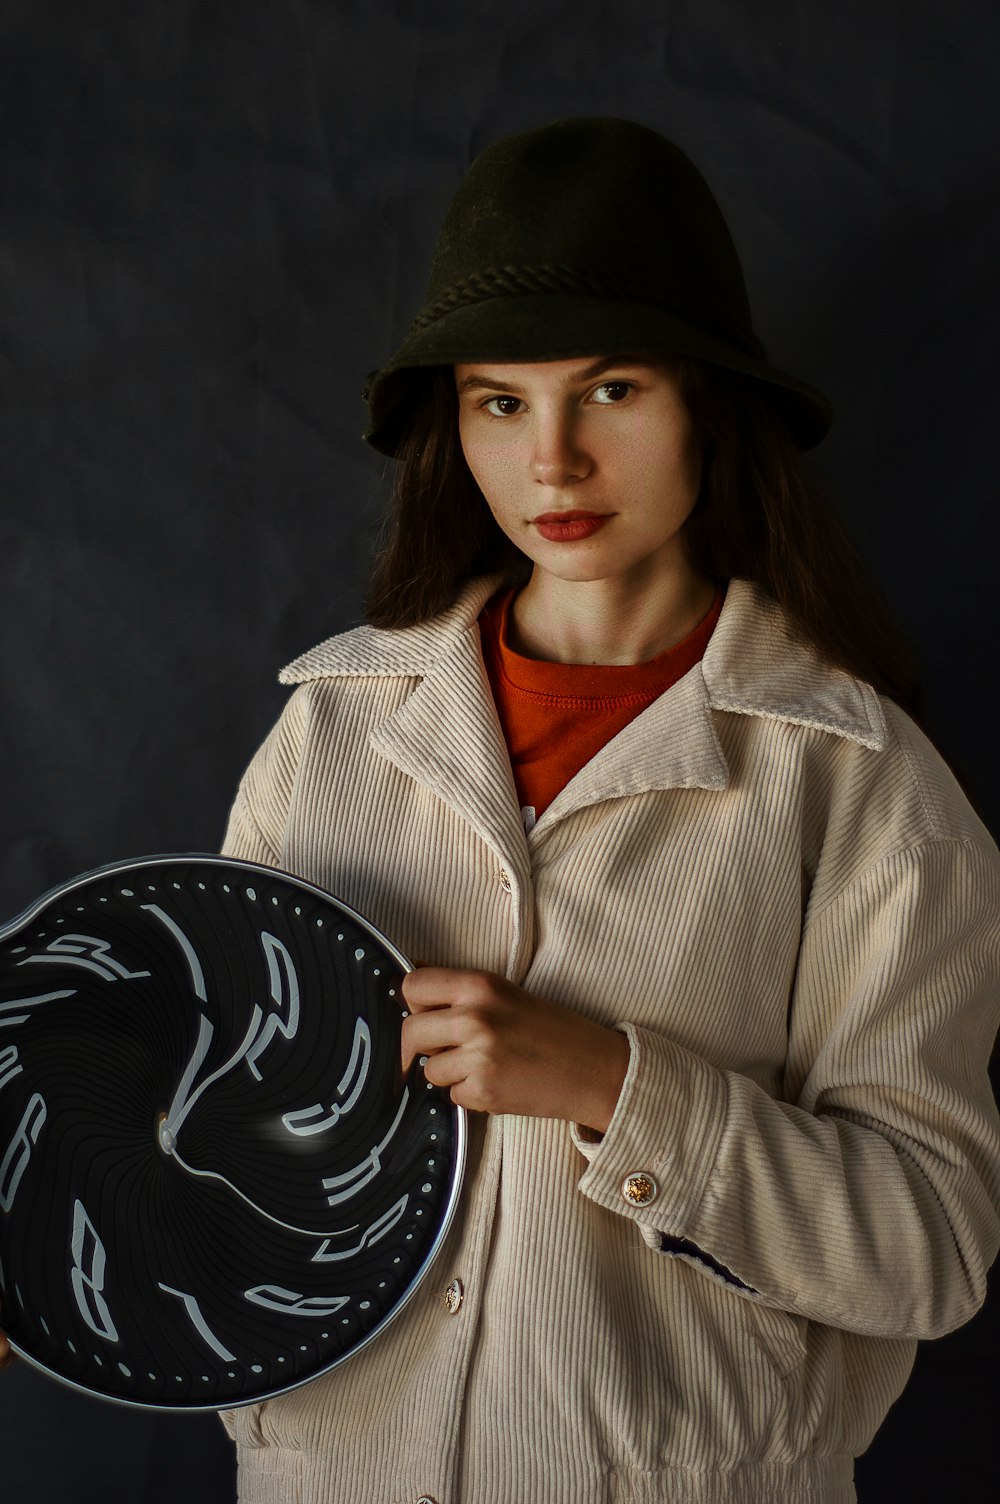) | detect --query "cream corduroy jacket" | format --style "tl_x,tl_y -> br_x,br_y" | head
218,574 -> 1000,1504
